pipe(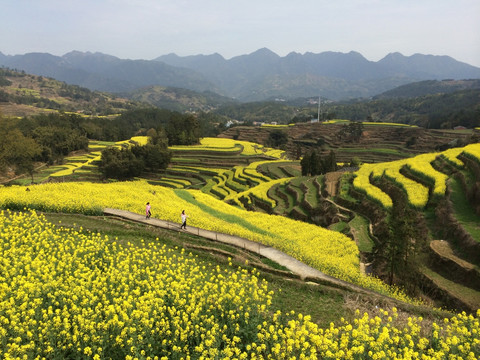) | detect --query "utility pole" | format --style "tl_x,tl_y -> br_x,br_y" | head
317,96 -> 321,122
